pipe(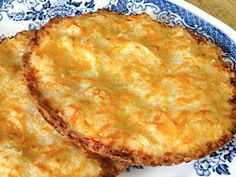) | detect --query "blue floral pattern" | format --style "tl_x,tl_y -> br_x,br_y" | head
194,135 -> 236,176
0,0 -> 235,176
0,0 -> 96,32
